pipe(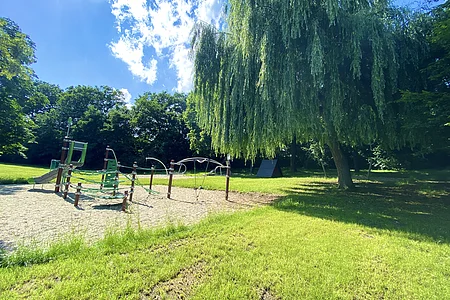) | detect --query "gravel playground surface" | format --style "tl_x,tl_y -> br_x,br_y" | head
0,184 -> 278,251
